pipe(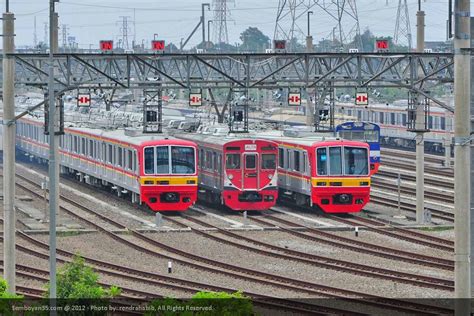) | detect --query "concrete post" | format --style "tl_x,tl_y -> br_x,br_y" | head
453,0 -> 471,312
415,10 -> 425,224
48,0 -> 59,301
470,16 -> 474,298
444,136 -> 451,167
2,12 -> 16,294
416,11 -> 425,52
